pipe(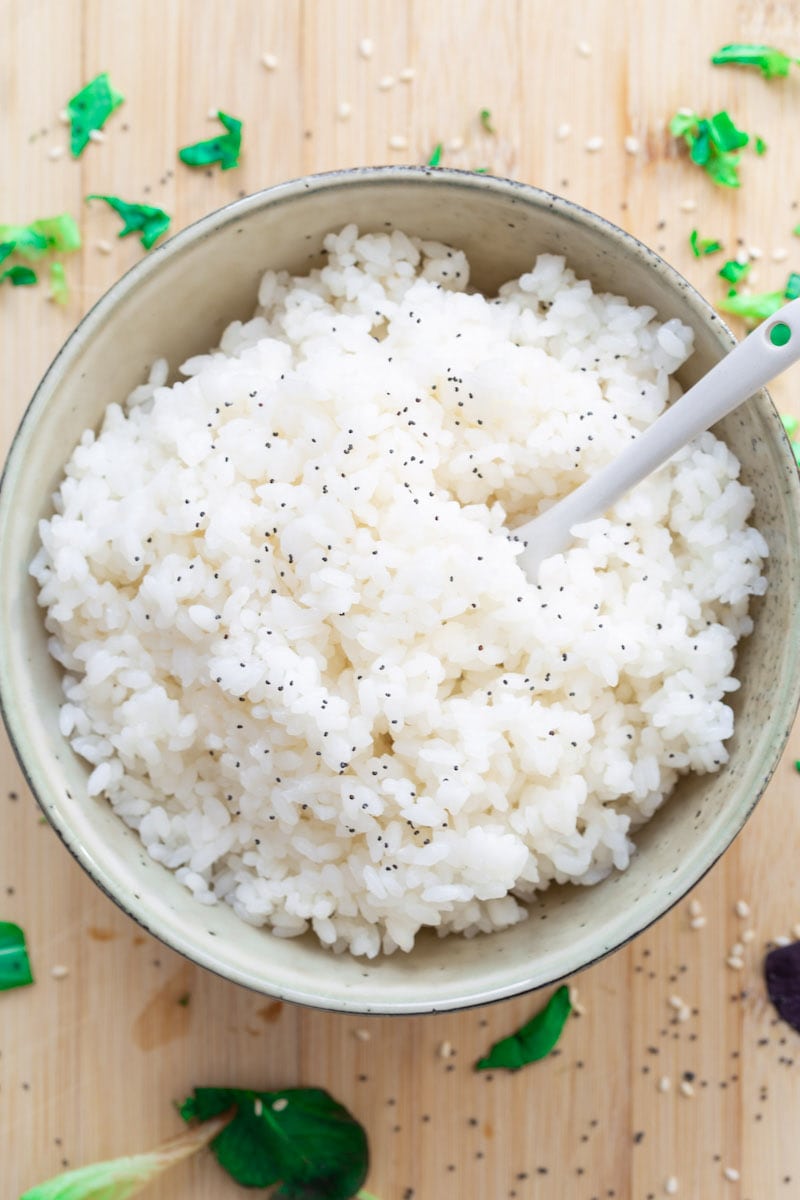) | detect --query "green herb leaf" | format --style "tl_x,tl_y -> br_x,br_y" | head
718,289 -> 785,321
180,1086 -> 369,1199
718,259 -> 750,284
0,215 -> 81,260
786,272 -> 800,301
66,72 -> 124,157
19,1116 -> 230,1199
0,921 -> 33,989
711,42 -> 798,79
0,242 -> 14,266
709,110 -> 749,152
86,195 -> 171,250
689,229 -> 723,258
669,108 -> 755,188
427,142 -> 443,167
479,108 -> 495,134
475,985 -> 572,1072
794,225 -> 800,237
0,264 -> 37,288
178,111 -> 242,170
754,135 -> 767,156
49,262 -> 68,305
474,166 -> 489,174
782,414 -> 799,436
